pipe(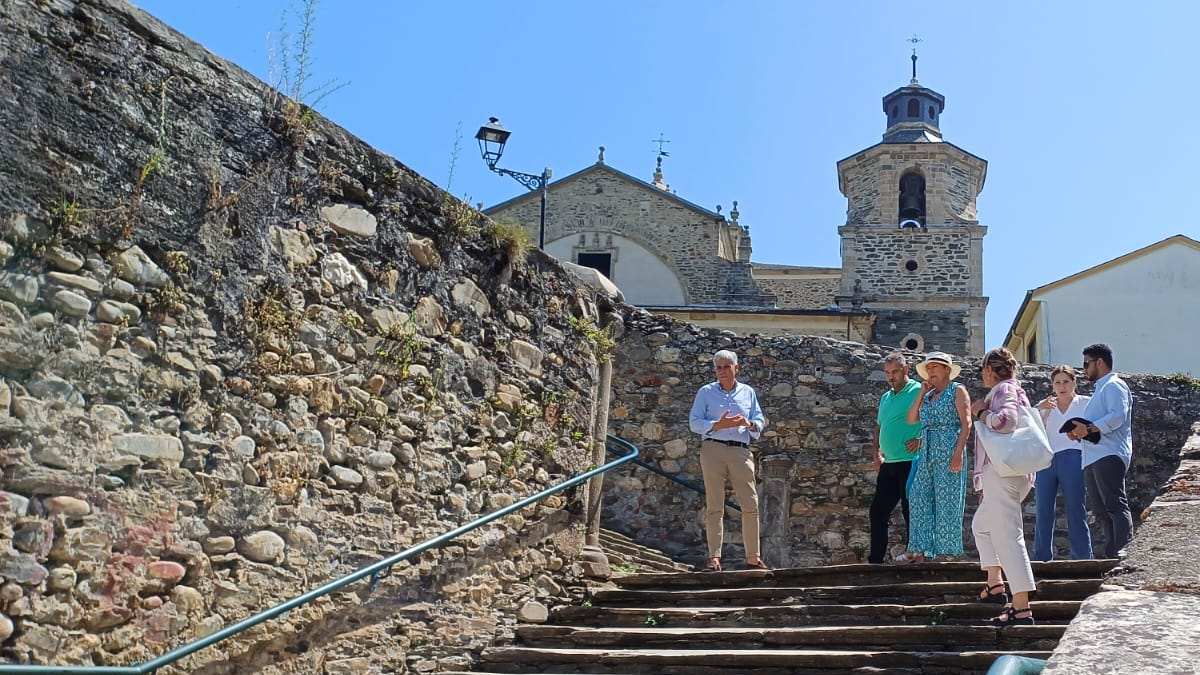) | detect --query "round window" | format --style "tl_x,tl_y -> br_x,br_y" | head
905,260 -> 919,272
901,333 -> 925,352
